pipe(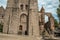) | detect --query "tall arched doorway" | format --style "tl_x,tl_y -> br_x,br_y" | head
19,14 -> 28,35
